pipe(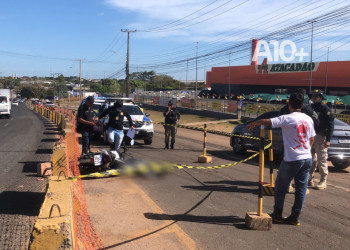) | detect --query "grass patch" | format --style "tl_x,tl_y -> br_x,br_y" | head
144,109 -> 240,133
